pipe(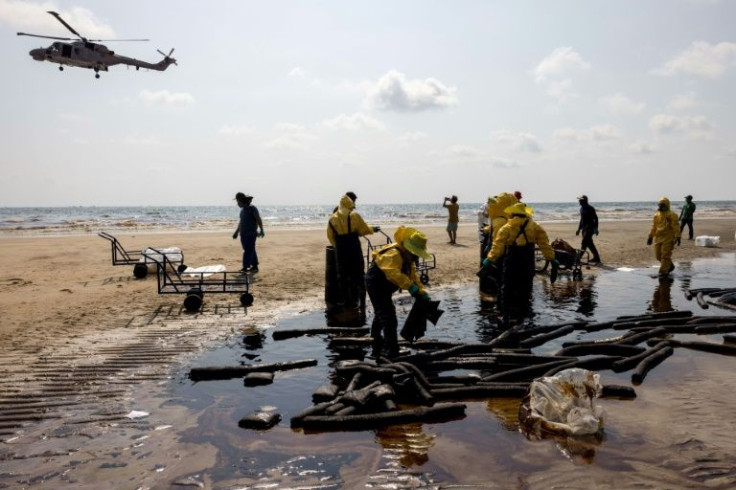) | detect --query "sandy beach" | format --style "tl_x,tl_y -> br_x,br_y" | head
1,218 -> 735,488
1,219 -> 734,345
